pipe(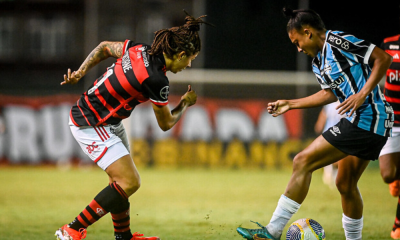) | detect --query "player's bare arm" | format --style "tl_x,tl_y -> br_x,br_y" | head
336,47 -> 392,116
61,41 -> 124,85
152,85 -> 197,131
268,89 -> 336,117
